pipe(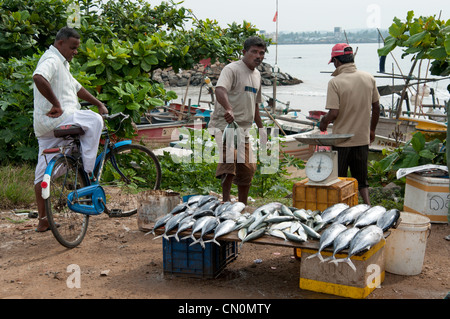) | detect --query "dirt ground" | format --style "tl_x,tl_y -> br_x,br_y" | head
1,203 -> 449,301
